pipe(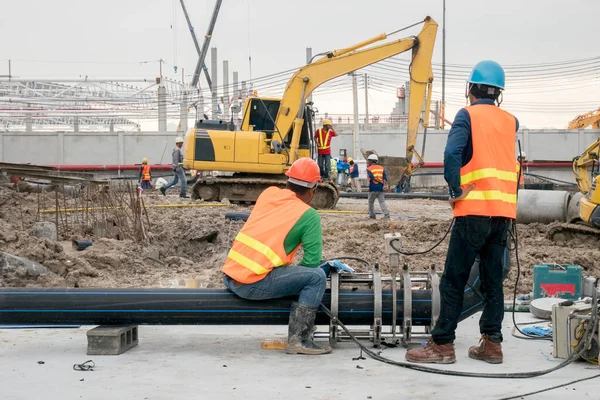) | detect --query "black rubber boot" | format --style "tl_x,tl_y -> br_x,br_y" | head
160,187 -> 166,196
285,302 -> 332,355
